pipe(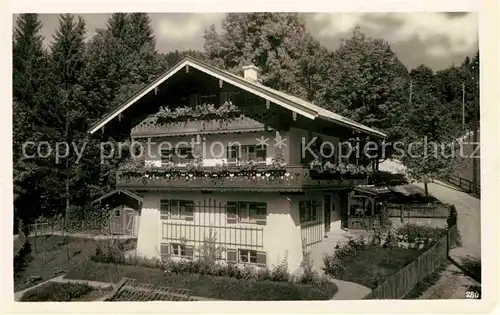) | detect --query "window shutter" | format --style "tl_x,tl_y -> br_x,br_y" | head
255,203 -> 267,225
256,251 -> 267,265
311,200 -> 318,222
227,202 -> 238,224
227,249 -> 237,263
184,201 -> 194,221
160,243 -> 170,256
299,201 -> 306,223
160,200 -> 170,220
185,246 -> 194,259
